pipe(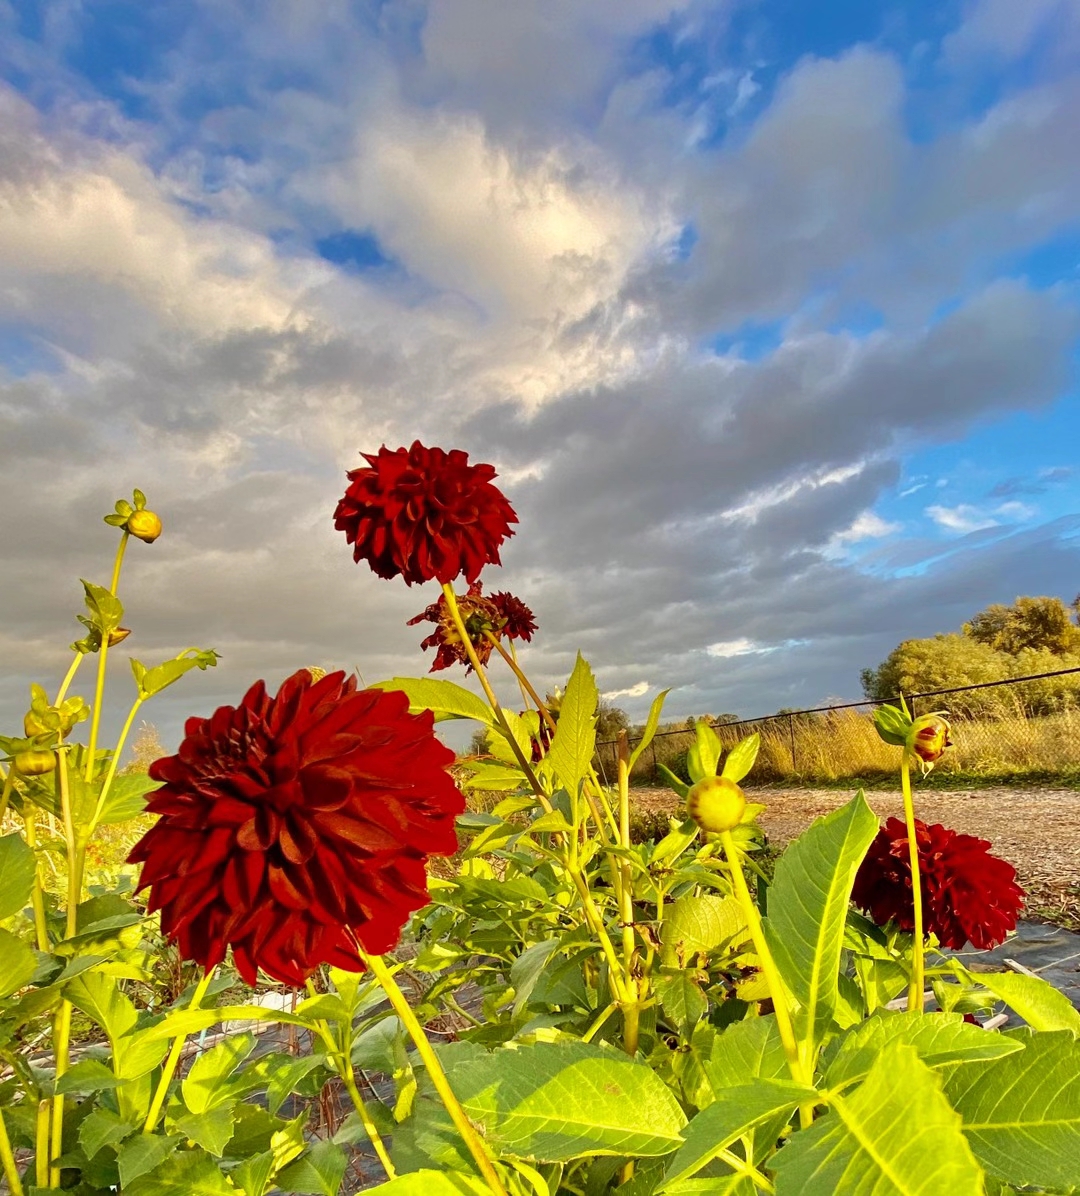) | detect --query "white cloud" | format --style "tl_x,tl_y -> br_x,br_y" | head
926,503 -> 999,533
830,511 -> 902,546
602,680 -> 651,700
706,639 -> 766,658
